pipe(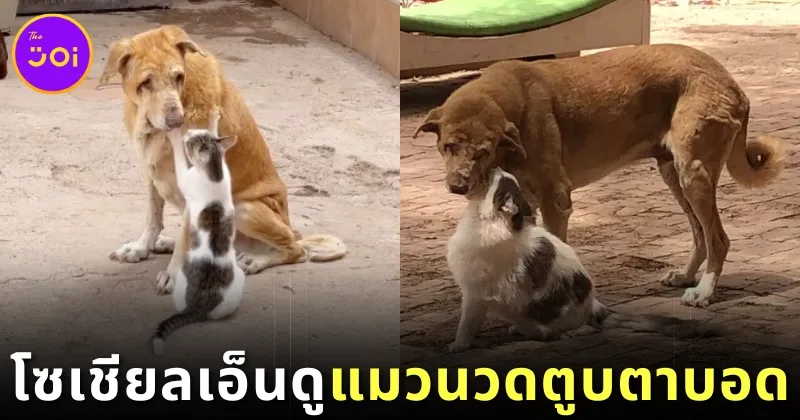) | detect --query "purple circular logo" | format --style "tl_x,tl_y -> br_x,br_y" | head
12,14 -> 93,94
